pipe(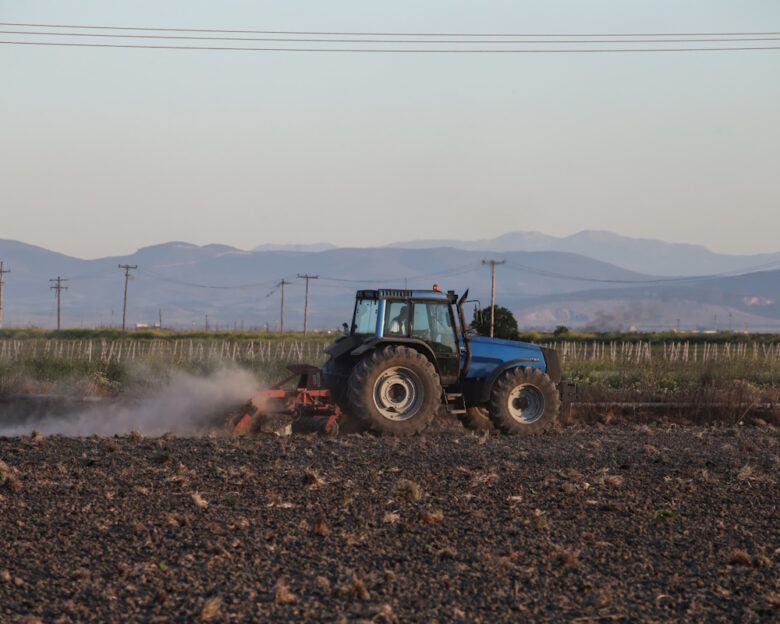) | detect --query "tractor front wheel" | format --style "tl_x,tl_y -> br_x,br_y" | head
489,367 -> 560,435
347,346 -> 441,436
